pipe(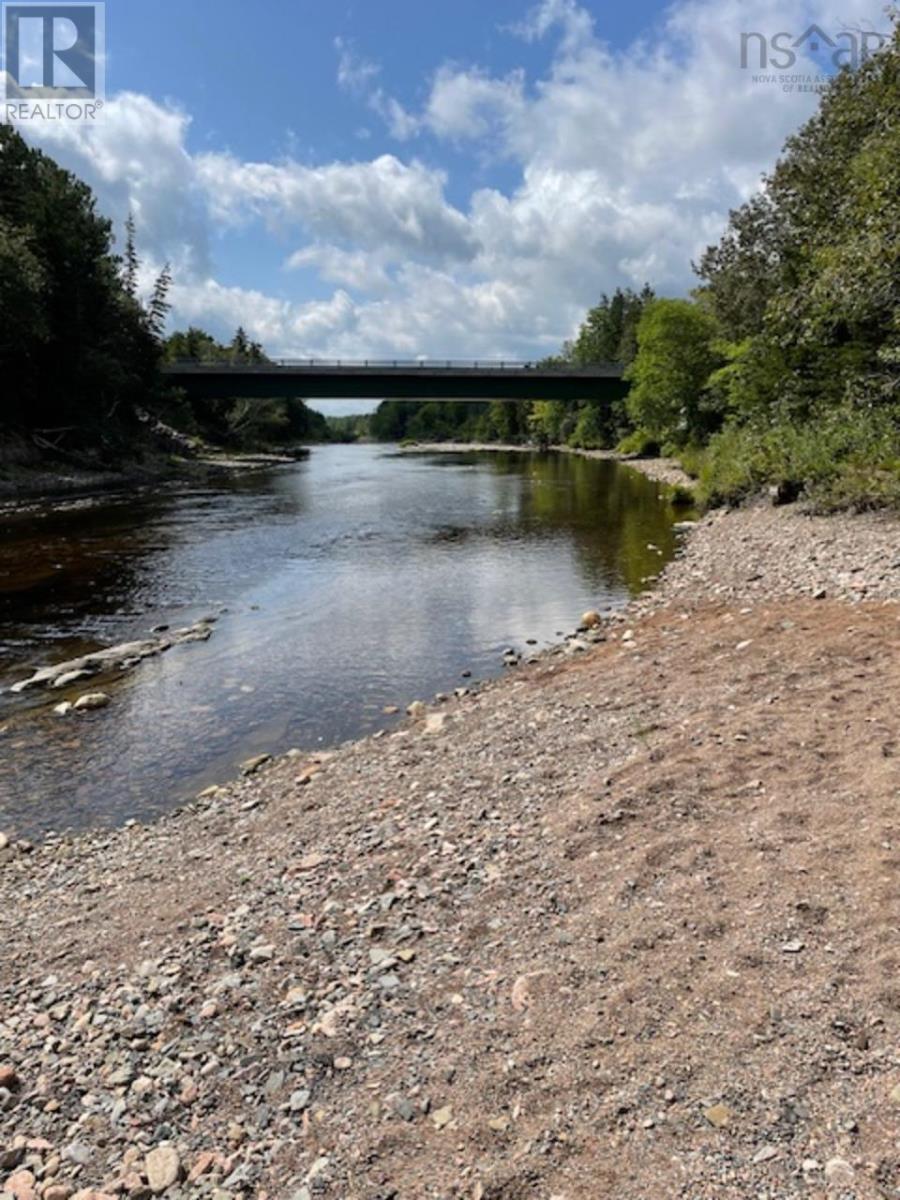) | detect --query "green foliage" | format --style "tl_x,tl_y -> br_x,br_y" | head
616,429 -> 660,457
160,326 -> 327,447
0,124 -> 162,447
568,403 -> 611,448
667,483 -> 697,507
569,286 -> 654,367
527,401 -> 568,447
370,400 -> 485,442
624,300 -> 723,446
326,413 -> 371,442
689,19 -> 900,507
693,406 -> 900,511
